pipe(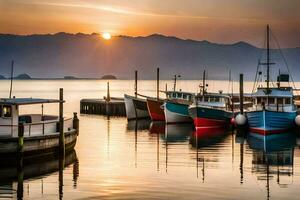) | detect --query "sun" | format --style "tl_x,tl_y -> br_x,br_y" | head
102,32 -> 111,40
